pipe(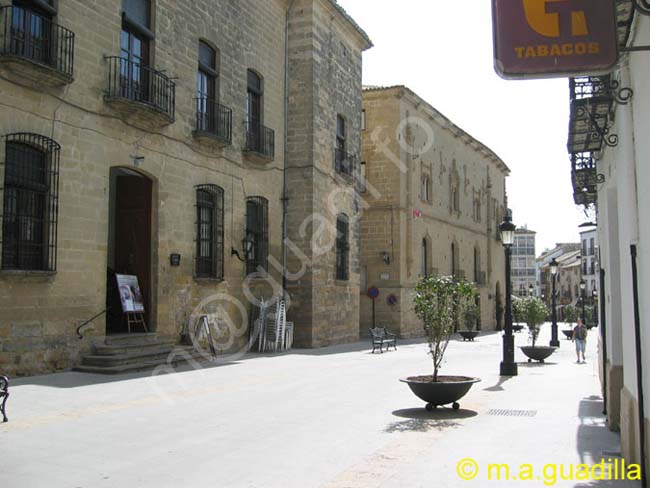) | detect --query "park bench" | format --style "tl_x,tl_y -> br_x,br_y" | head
1,376 -> 8,422
370,327 -> 397,354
